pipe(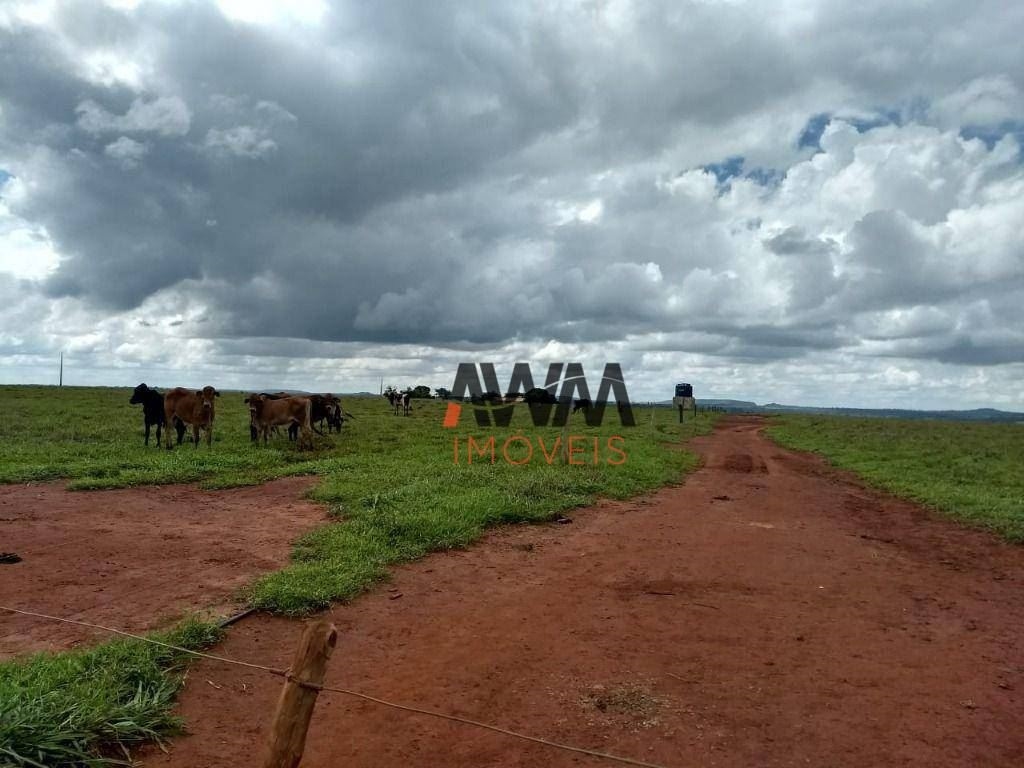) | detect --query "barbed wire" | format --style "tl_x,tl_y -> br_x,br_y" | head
1,605 -> 671,768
